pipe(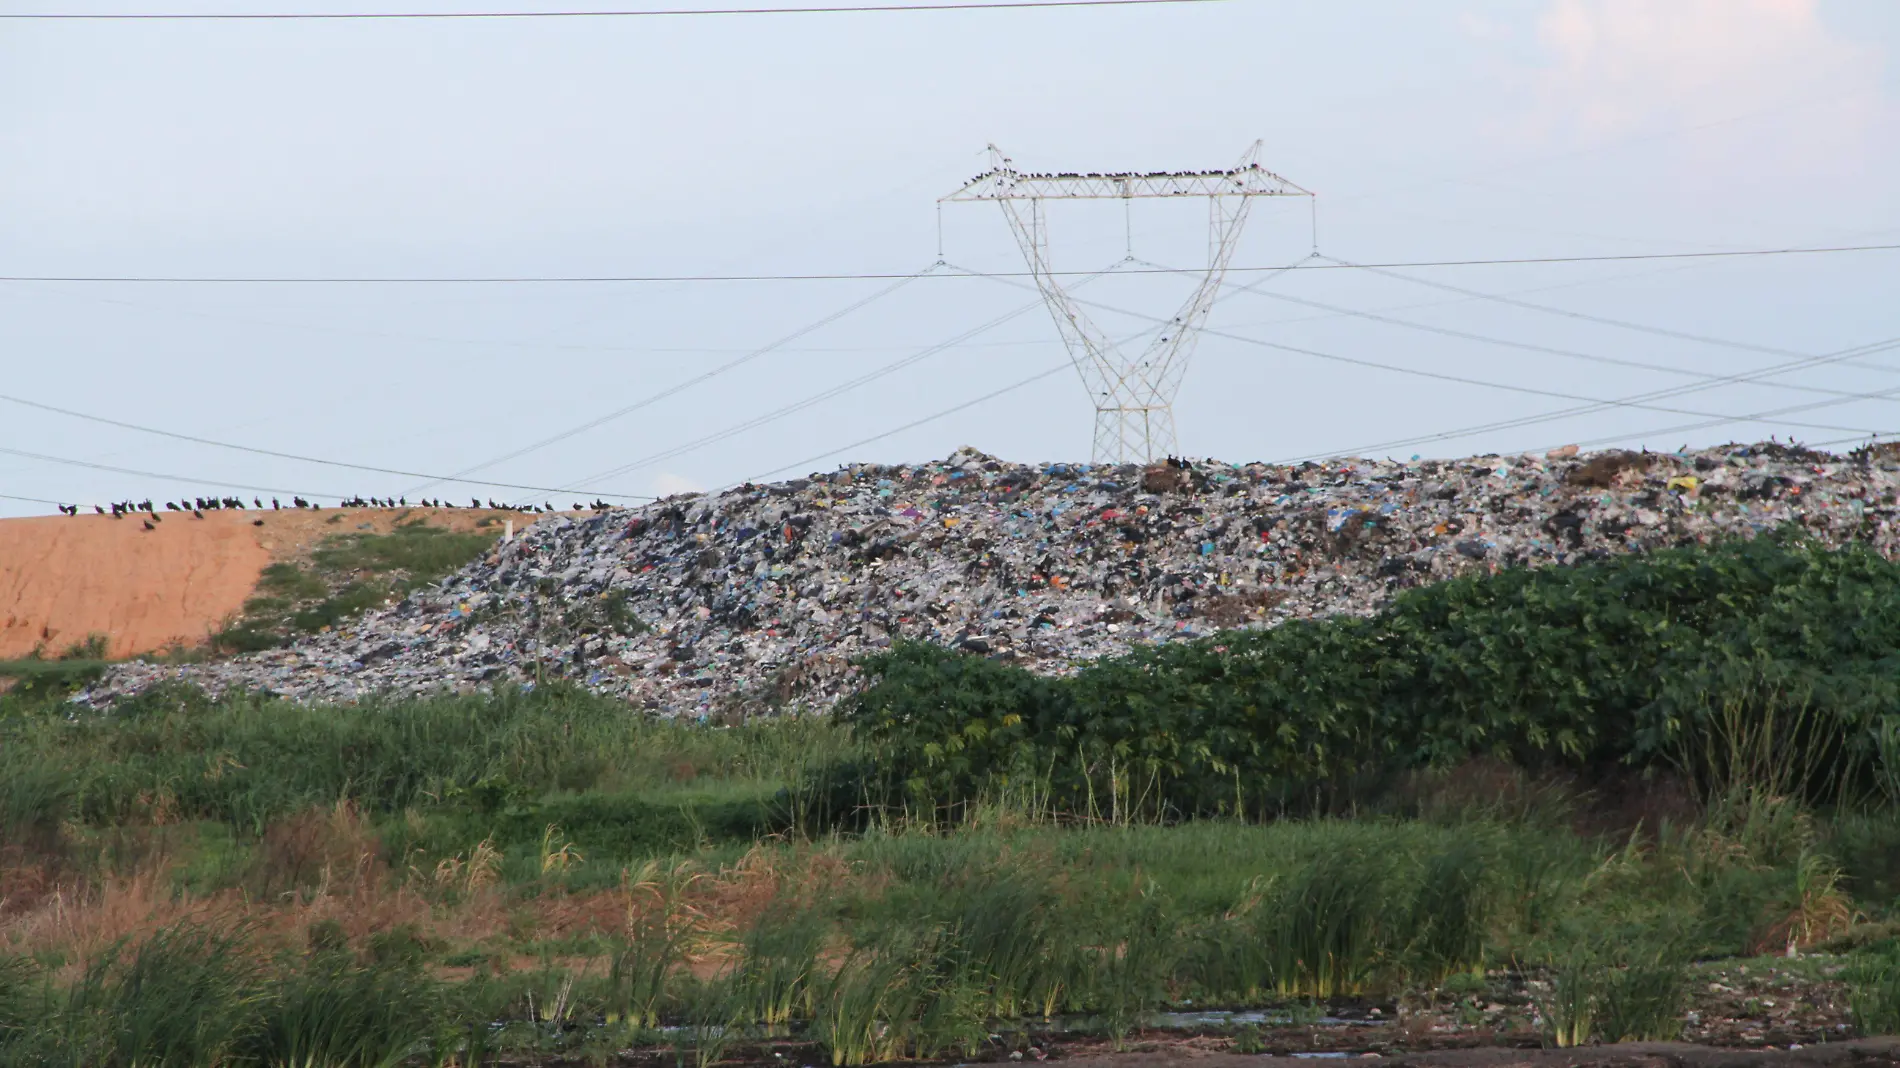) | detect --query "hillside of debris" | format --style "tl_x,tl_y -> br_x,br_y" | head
81,441 -> 1900,716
